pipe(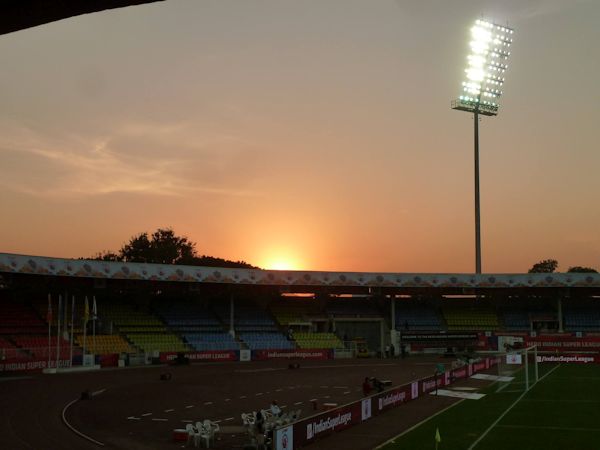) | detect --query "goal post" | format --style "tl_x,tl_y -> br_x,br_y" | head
469,345 -> 539,394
